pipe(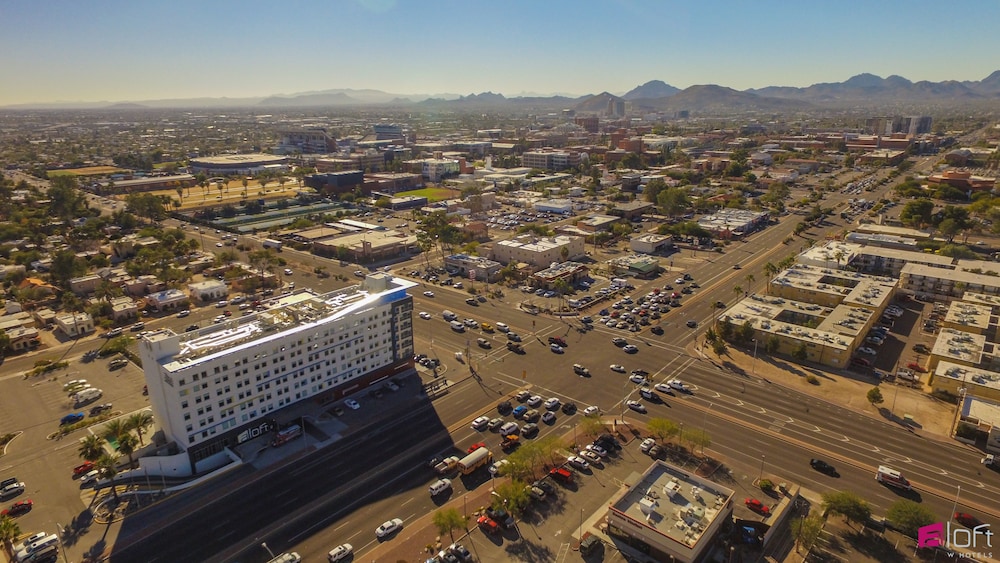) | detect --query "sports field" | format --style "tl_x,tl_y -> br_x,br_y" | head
394,187 -> 459,202
48,166 -> 127,177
